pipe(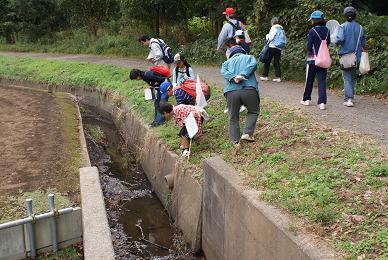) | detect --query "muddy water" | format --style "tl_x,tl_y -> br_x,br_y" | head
81,106 -> 194,259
